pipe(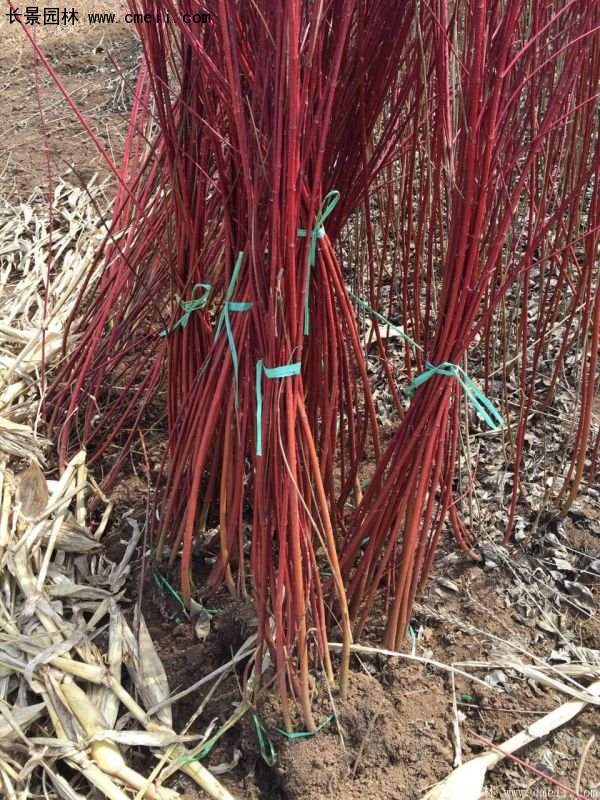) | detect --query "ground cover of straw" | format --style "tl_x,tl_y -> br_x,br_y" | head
1,8 -> 600,800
